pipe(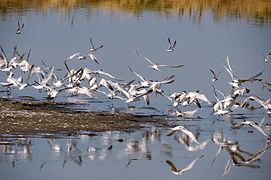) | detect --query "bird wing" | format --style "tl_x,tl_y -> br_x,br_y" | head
41,66 -> 55,84
248,121 -> 269,138
224,96 -> 238,111
24,64 -> 34,83
223,159 -> 233,177
212,146 -> 223,164
66,53 -> 80,60
239,71 -> 263,83
123,79 -> 135,89
135,50 -> 155,66
246,144 -> 271,164
179,158 -> 199,174
160,75 -> 175,84
26,48 -> 31,61
93,45 -> 104,51
181,127 -> 200,144
116,84 -> 131,99
226,56 -> 235,77
248,95 -> 265,107
168,37 -> 171,45
12,45 -> 18,58
0,82 -> 13,87
172,40 -> 177,49
172,40 -> 177,48
0,45 -> 8,67
165,160 -> 178,173
211,84 -> 225,98
200,94 -> 211,104
212,85 -> 223,110
231,122 -> 245,129
128,66 -> 146,82
99,79 -> 114,91
89,37 -> 95,49
157,64 -> 170,67
136,88 -> 153,98
143,94 -> 150,105
223,63 -> 235,81
159,64 -> 184,68
156,91 -> 173,102
64,60 -> 71,75
210,69 -> 216,78
89,53 -> 100,64
169,64 -> 183,68
224,56 -> 237,81
93,69 -> 116,79
167,130 -> 177,136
